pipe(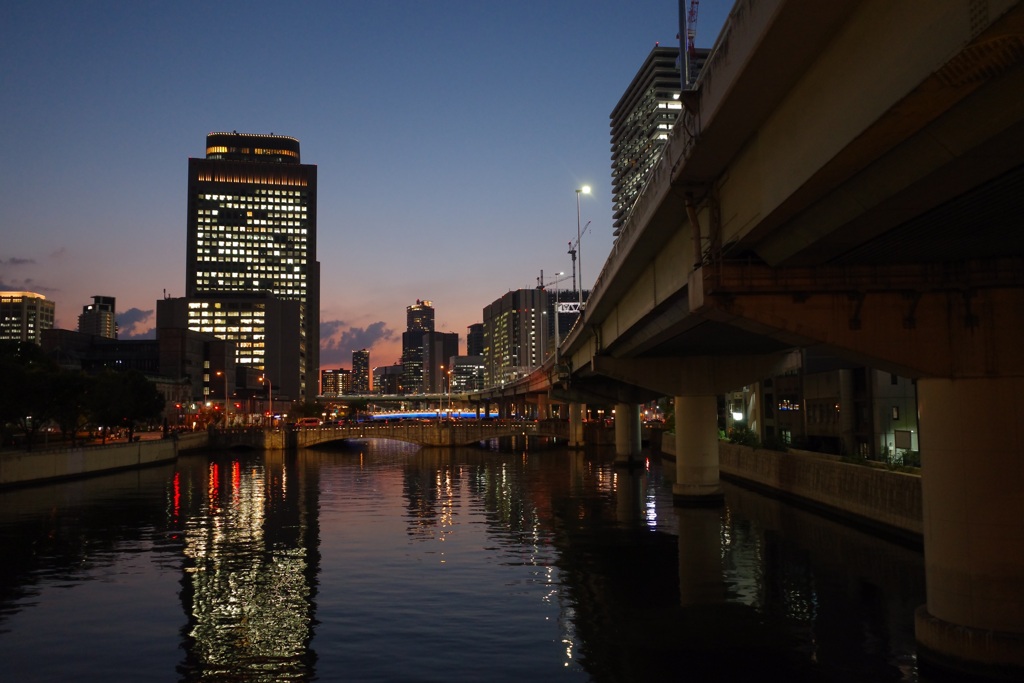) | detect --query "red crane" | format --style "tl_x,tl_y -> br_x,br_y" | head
687,0 -> 699,56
